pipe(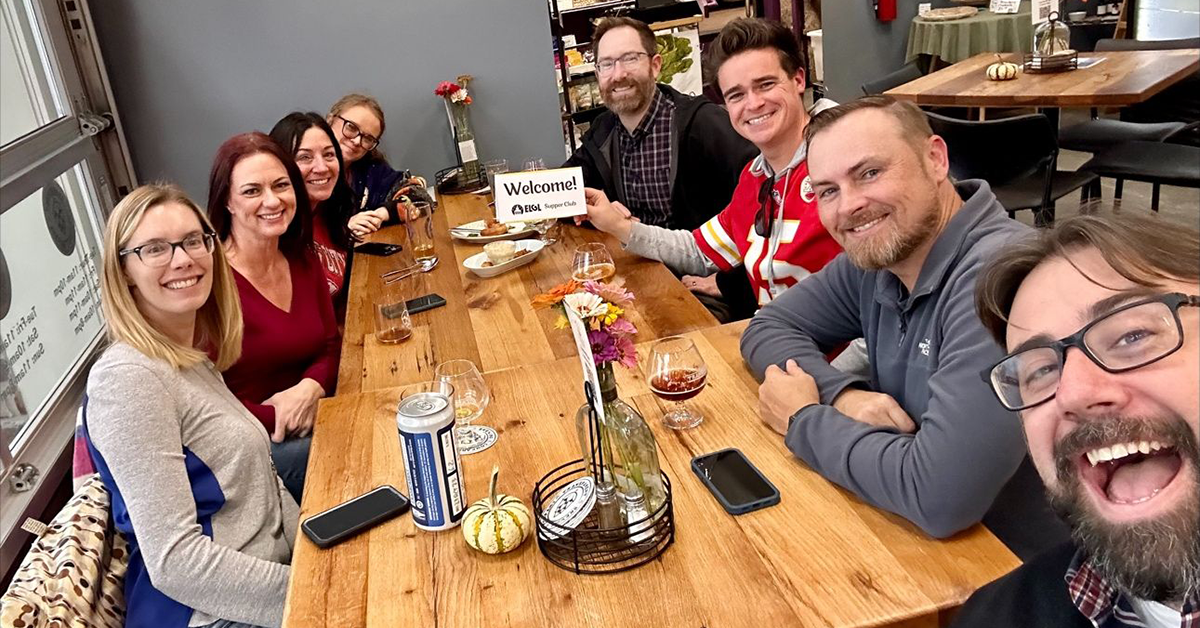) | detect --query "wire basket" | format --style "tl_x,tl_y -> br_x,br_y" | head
1023,51 -> 1078,73
435,164 -> 487,195
532,459 -> 675,574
